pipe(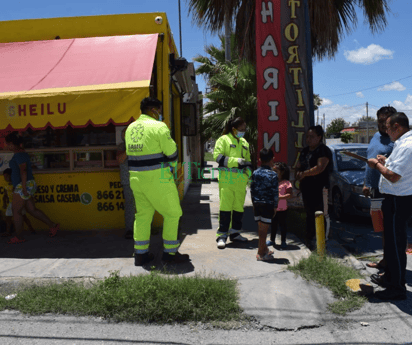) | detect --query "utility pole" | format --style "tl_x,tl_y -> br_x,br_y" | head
316,108 -> 319,125
178,0 -> 182,56
224,3 -> 231,62
366,102 -> 369,143
323,113 -> 325,131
